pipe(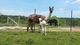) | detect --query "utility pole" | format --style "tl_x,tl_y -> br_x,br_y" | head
70,10 -> 73,32
34,8 -> 36,14
34,8 -> 36,31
